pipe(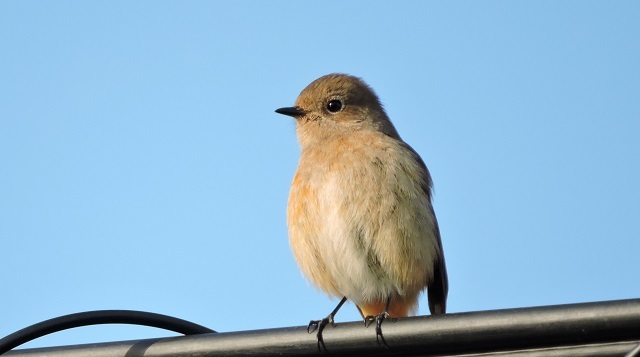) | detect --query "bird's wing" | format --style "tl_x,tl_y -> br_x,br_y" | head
401,142 -> 449,315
